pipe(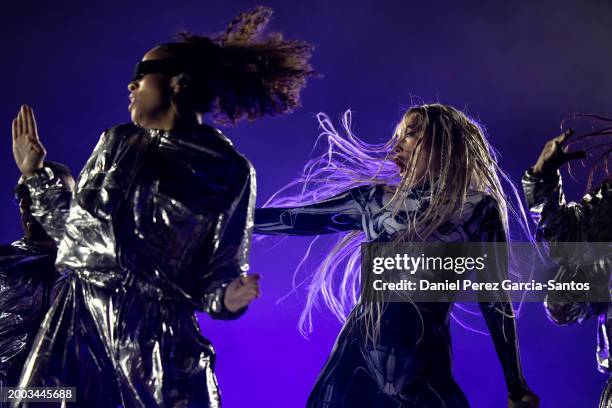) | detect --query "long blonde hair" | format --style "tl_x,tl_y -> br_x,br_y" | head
262,103 -> 532,341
